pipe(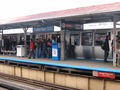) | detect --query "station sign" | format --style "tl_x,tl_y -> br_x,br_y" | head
33,26 -> 54,32
92,71 -> 115,79
61,21 -> 83,30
